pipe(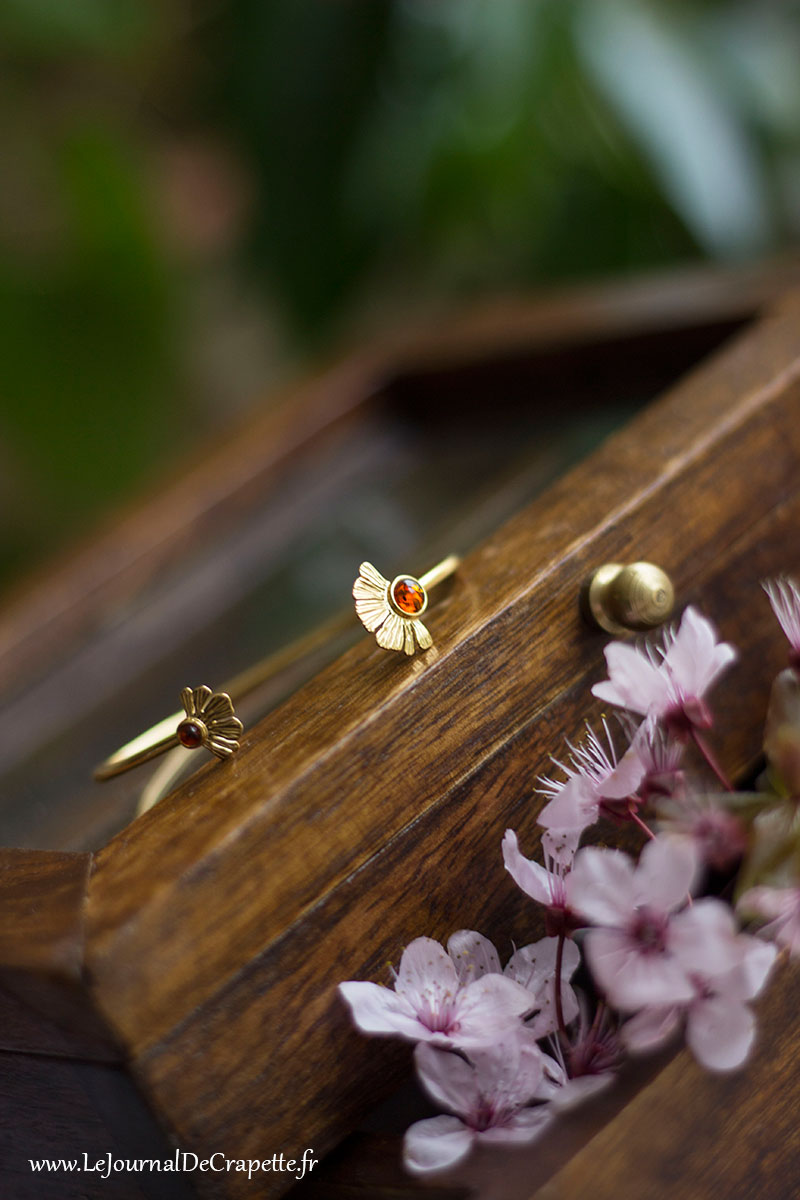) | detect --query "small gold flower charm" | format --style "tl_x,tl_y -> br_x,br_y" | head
177,685 -> 243,759
353,562 -> 434,656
